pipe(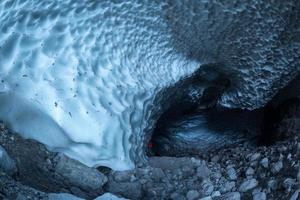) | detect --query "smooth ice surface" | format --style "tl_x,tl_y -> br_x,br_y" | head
0,0 -> 299,170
